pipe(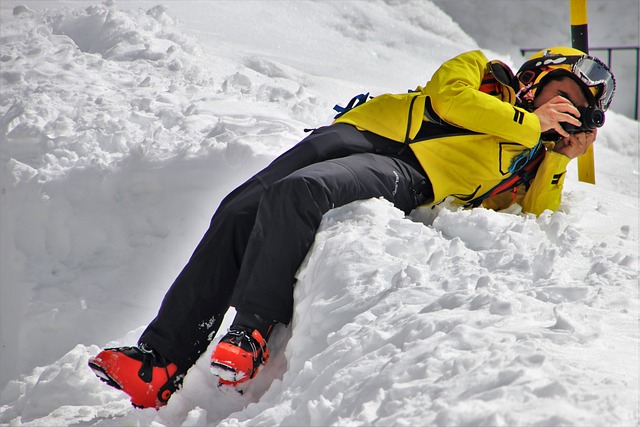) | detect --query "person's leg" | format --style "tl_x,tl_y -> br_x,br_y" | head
231,152 -> 432,325
139,124 -> 399,368
89,124 -> 430,406
211,152 -> 430,387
